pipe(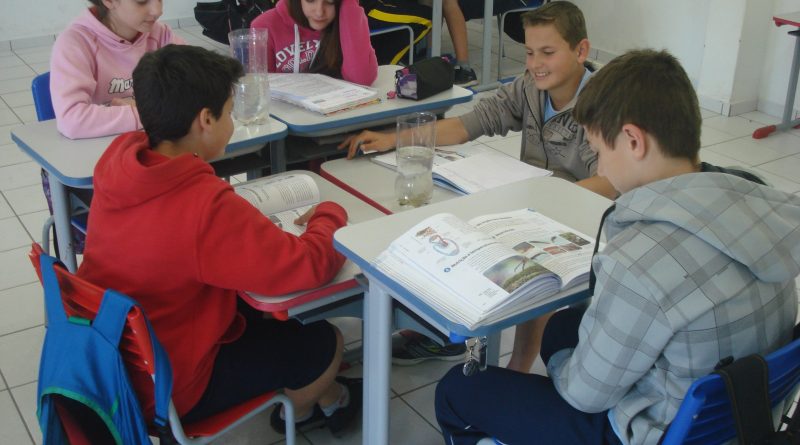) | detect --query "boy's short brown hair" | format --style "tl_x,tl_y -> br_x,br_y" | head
573,49 -> 702,161
521,1 -> 587,48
